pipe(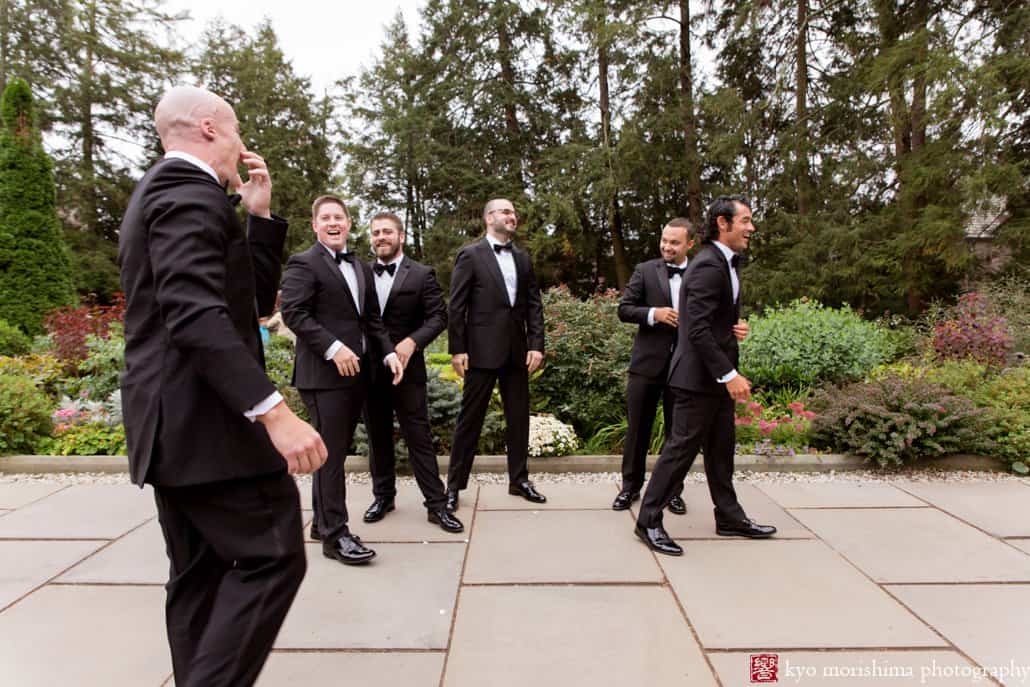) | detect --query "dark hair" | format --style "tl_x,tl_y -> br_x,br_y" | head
665,216 -> 696,242
370,211 -> 404,233
703,195 -> 750,241
311,194 -> 348,220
